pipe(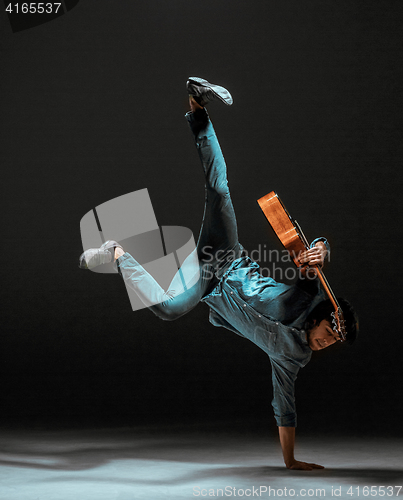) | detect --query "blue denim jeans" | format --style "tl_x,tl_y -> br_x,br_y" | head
117,109 -> 242,320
